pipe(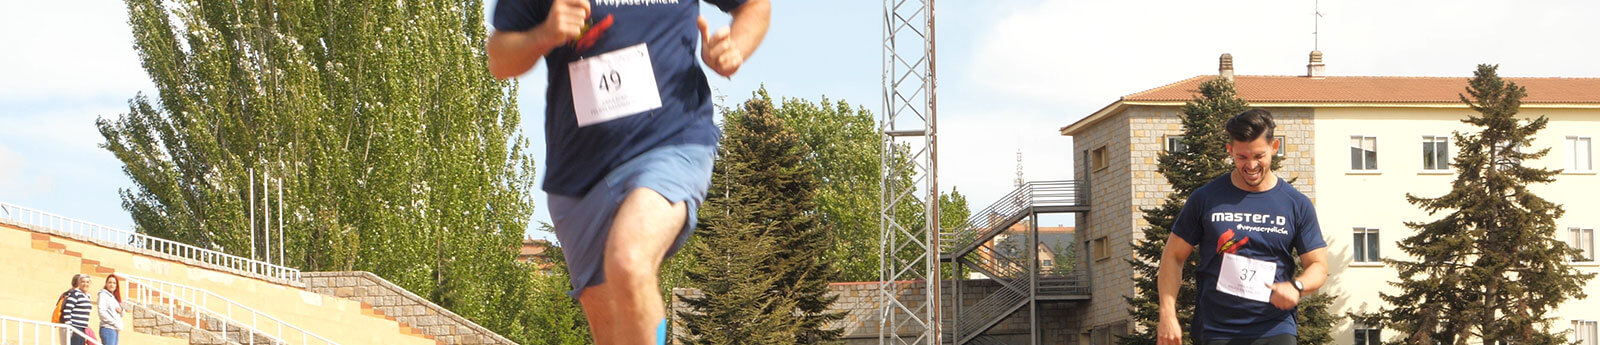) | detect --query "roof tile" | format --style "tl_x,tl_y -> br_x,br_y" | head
1124,75 -> 1600,104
